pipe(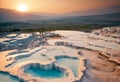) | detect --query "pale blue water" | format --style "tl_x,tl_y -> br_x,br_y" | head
24,57 -> 79,79
8,50 -> 50,68
24,67 -> 66,79
9,36 -> 33,47
0,72 -> 23,82
56,57 -> 79,77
